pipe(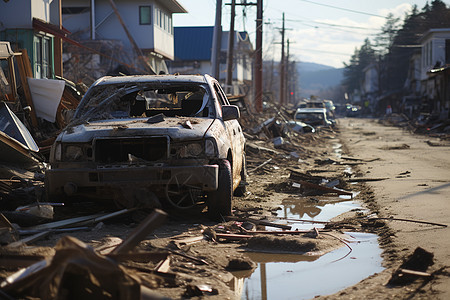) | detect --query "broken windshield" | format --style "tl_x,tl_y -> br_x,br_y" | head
74,83 -> 212,124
